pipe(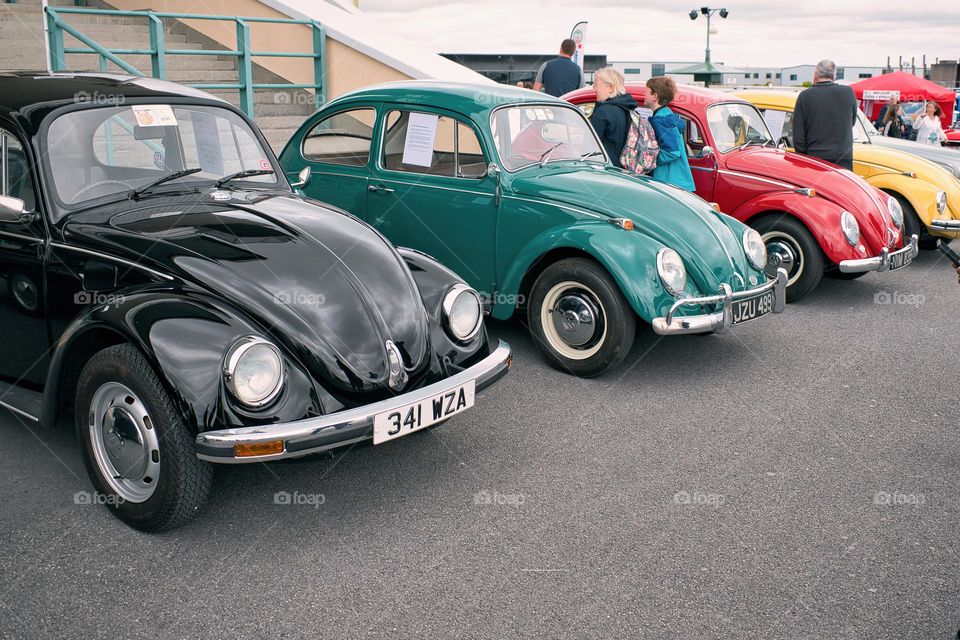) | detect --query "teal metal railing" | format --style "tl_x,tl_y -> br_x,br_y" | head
45,6 -> 326,117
